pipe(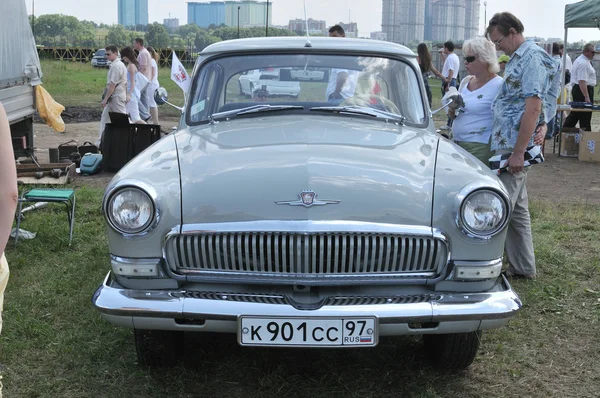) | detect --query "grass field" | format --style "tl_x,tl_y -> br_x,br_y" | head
39,60 -> 187,119
1,188 -> 599,397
